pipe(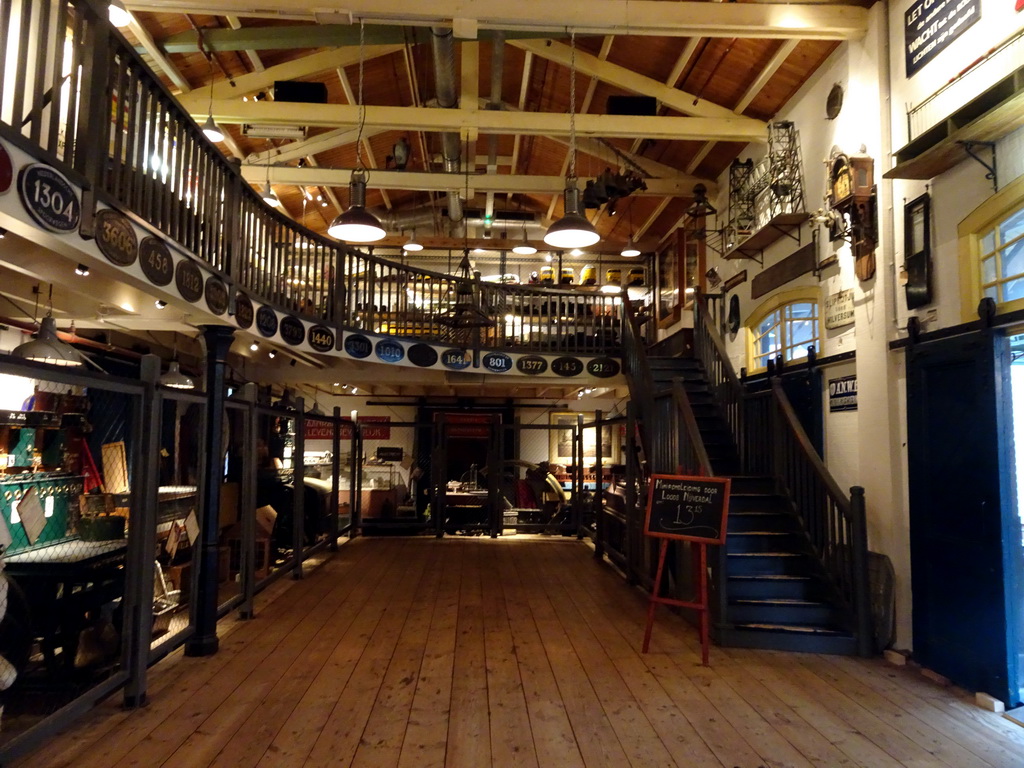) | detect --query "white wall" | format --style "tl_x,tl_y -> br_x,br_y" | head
889,0 -> 1024,149
702,4 -> 920,645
